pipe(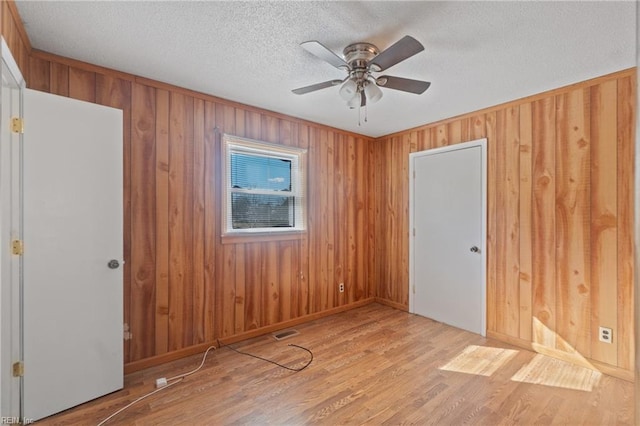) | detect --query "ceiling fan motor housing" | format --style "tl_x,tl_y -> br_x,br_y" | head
343,42 -> 379,67
343,42 -> 380,95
